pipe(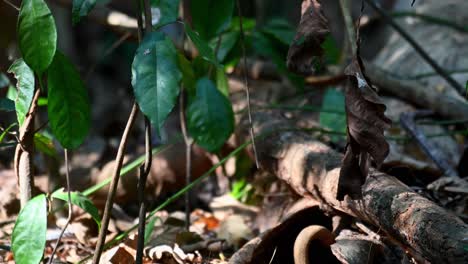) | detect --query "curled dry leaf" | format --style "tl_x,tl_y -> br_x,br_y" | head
337,58 -> 391,200
286,0 -> 329,75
